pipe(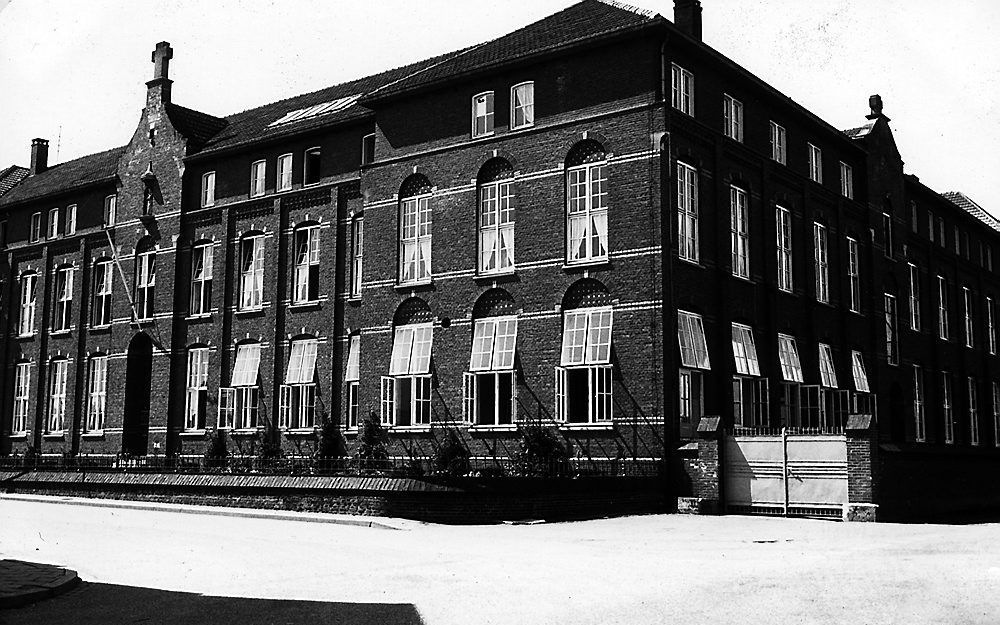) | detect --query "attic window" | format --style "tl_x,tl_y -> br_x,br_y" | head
304,148 -> 321,185
267,95 -> 361,128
